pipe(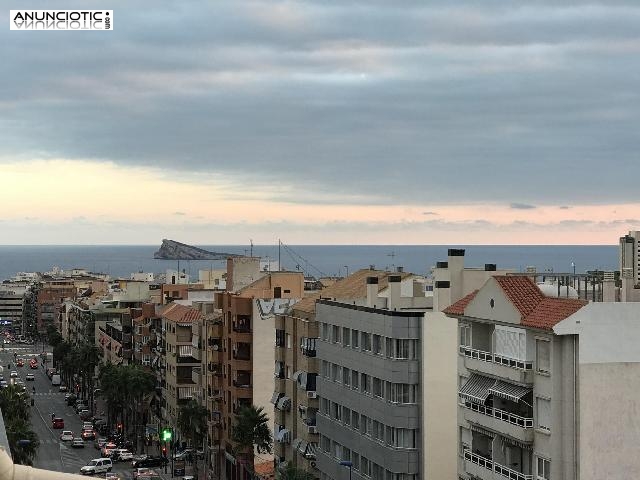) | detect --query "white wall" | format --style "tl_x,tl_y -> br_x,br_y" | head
422,311 -> 458,480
